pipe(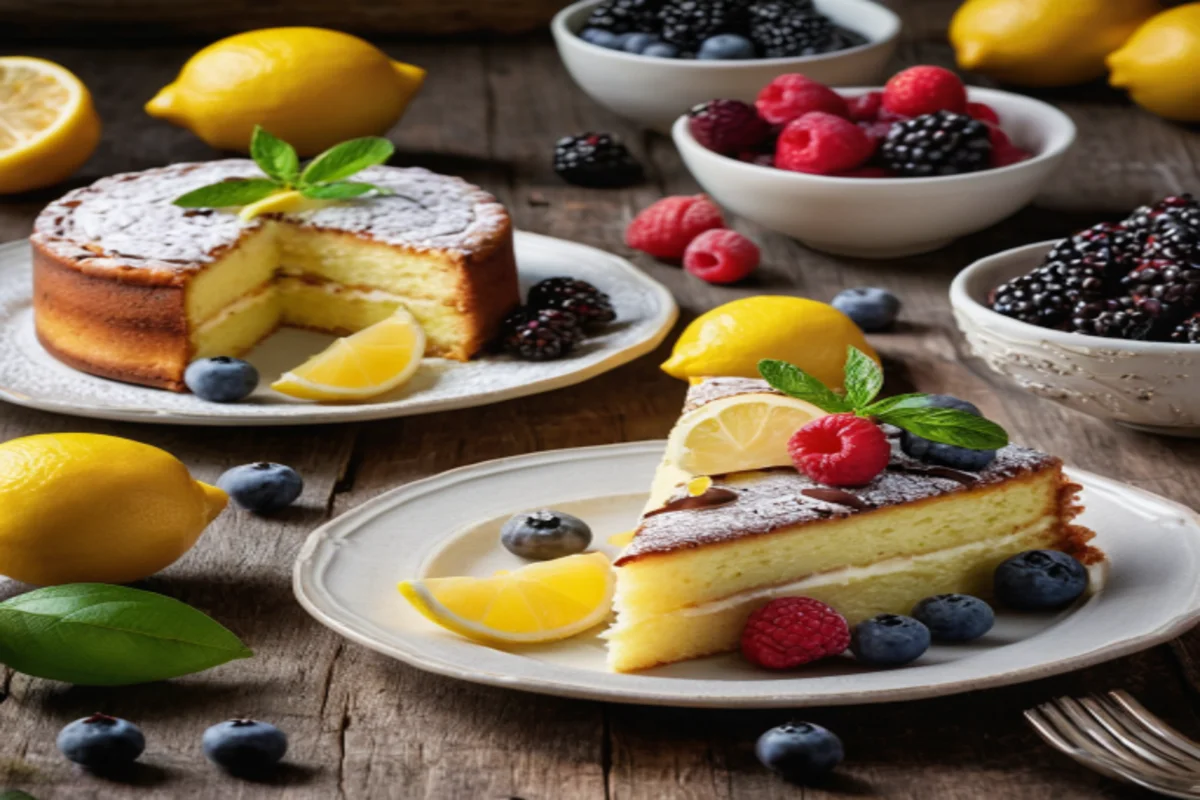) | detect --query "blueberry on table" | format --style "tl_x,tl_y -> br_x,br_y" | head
203,719 -> 288,774
850,614 -> 931,667
57,714 -> 145,769
831,287 -> 901,332
911,594 -> 995,642
698,34 -> 757,60
899,394 -> 997,471
501,510 -> 593,560
756,721 -> 844,784
184,356 -> 259,403
994,550 -> 1089,611
217,462 -> 303,513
